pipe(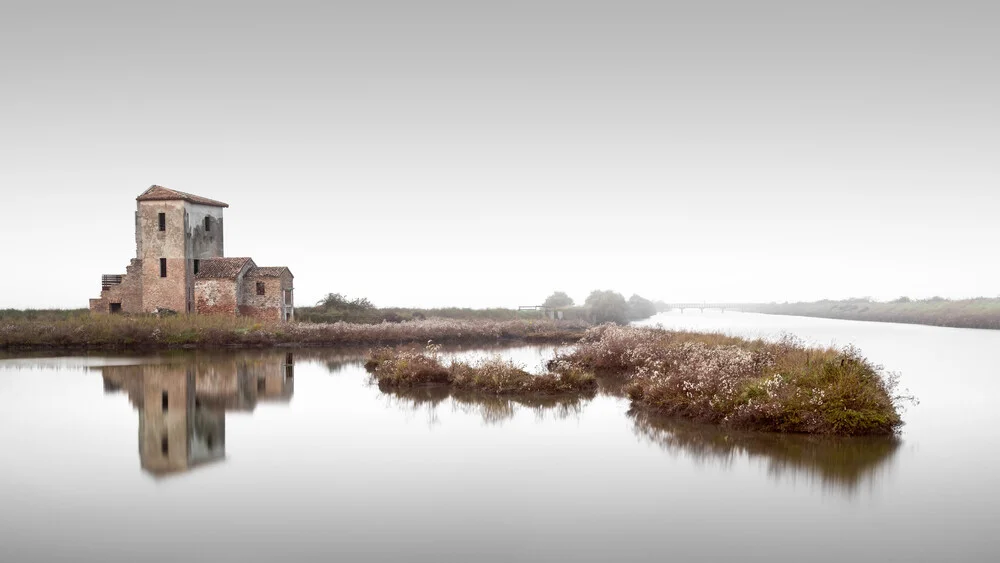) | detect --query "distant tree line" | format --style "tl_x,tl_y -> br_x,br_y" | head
542,290 -> 658,324
295,290 -> 664,325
